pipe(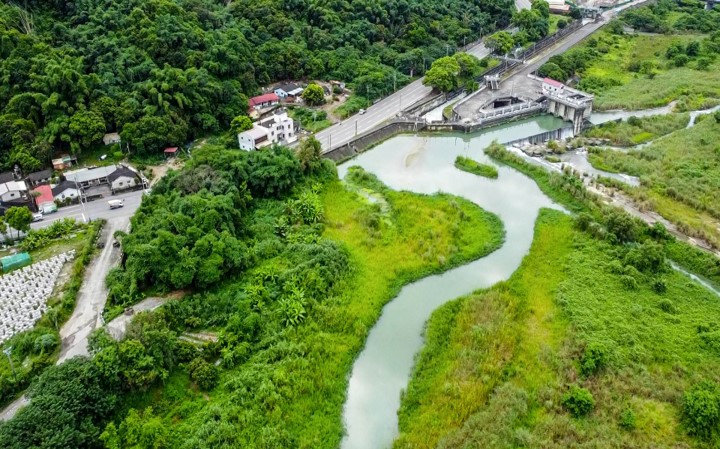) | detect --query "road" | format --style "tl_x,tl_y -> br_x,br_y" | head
56,216 -> 129,363
30,189 -> 144,231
